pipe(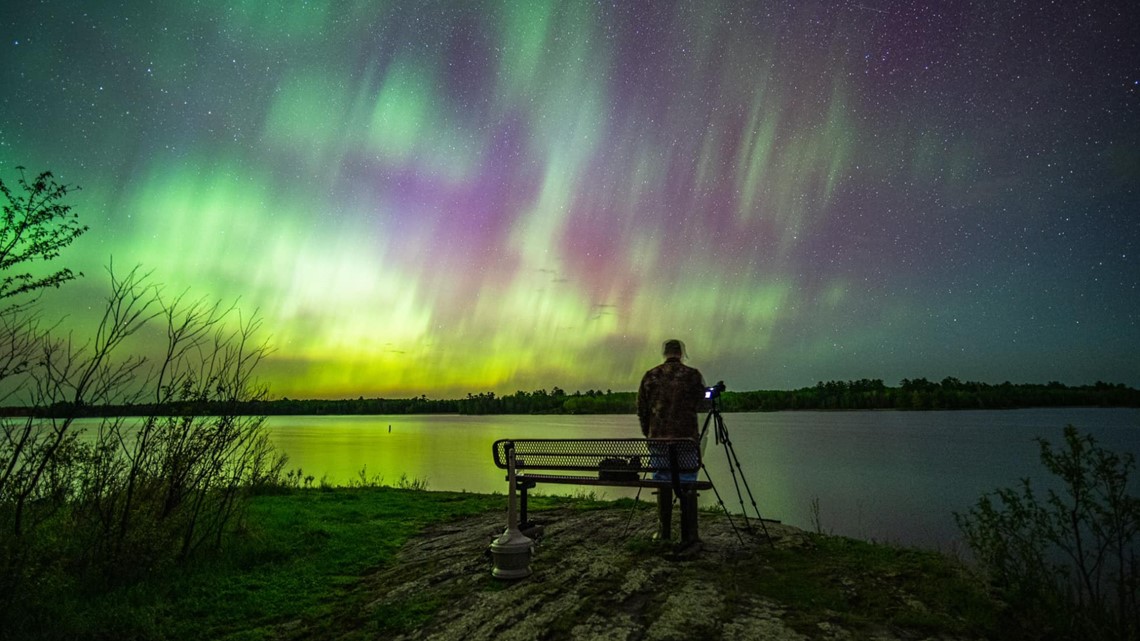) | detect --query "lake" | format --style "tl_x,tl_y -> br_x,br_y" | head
263,408 -> 1140,550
